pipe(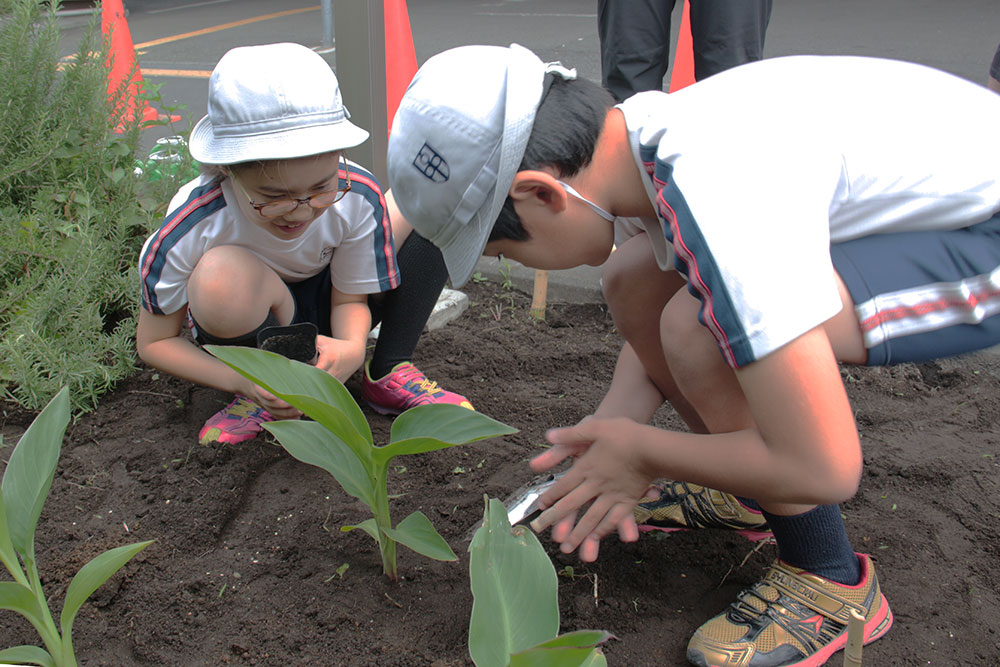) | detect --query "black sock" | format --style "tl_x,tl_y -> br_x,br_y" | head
368,232 -> 448,379
762,504 -> 861,585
